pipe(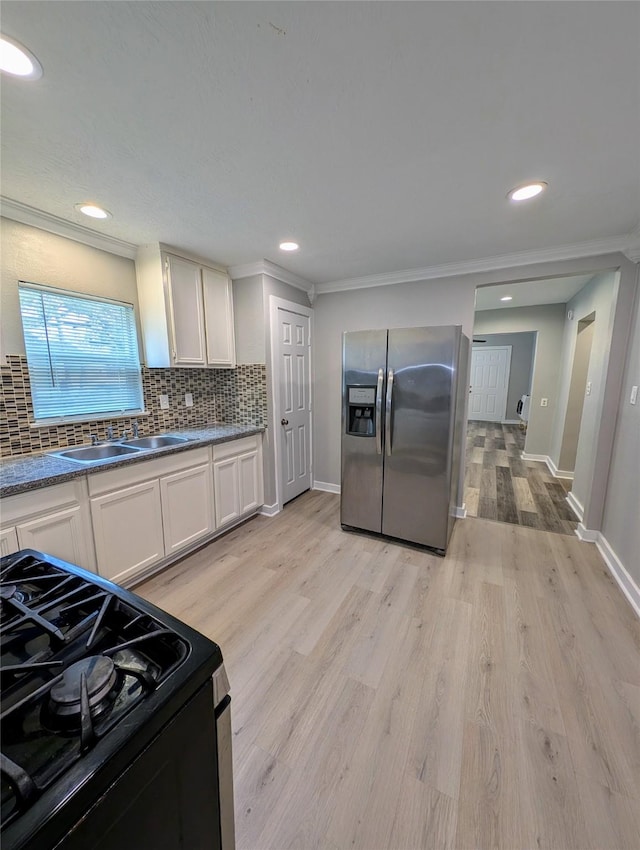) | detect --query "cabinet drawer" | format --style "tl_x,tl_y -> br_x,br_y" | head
88,447 -> 209,496
212,434 -> 260,461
